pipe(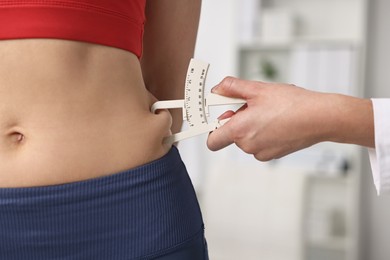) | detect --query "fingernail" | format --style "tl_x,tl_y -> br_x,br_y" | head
211,84 -> 220,93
